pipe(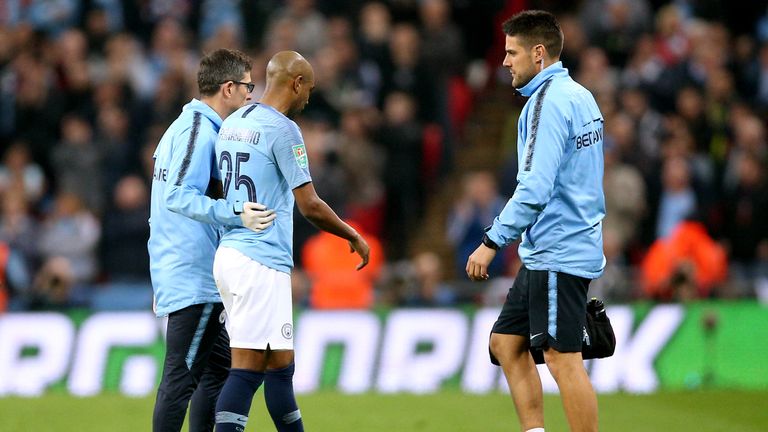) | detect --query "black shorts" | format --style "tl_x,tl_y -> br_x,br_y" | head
492,265 -> 590,353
